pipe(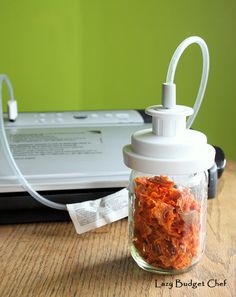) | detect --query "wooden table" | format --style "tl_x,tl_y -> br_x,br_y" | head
0,162 -> 235,297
